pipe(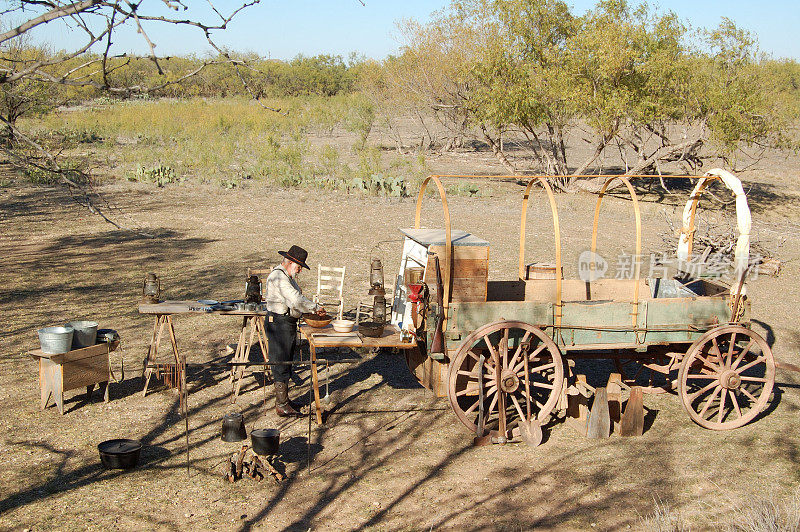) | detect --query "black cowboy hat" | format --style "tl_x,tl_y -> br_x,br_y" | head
279,245 -> 310,270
